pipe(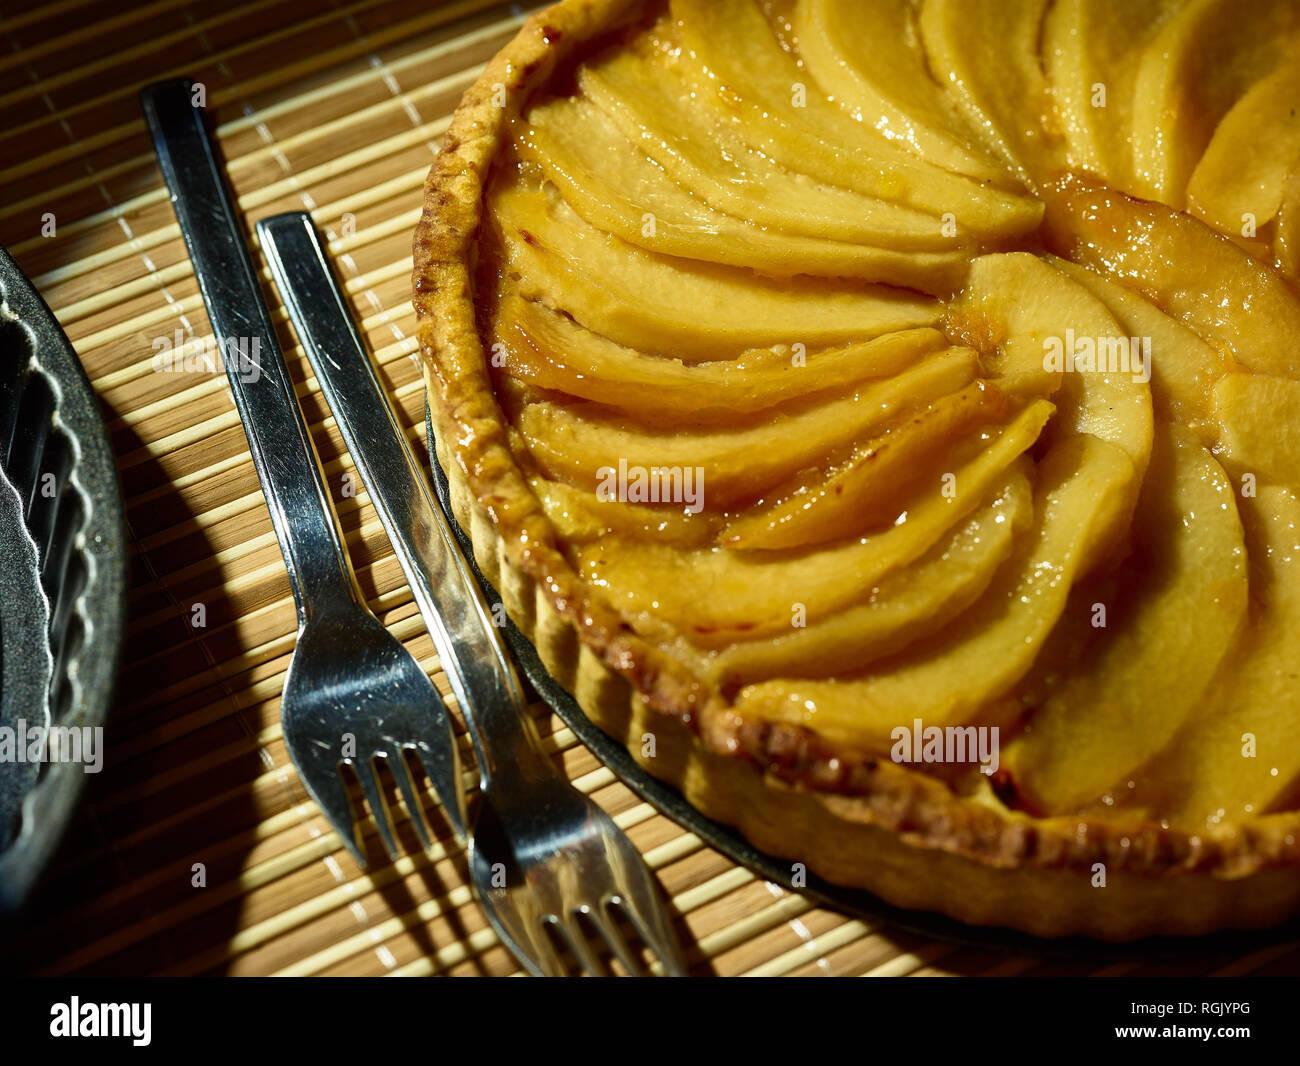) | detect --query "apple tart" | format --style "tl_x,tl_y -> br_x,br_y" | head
414,0 -> 1300,939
